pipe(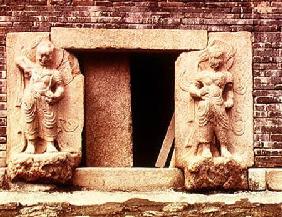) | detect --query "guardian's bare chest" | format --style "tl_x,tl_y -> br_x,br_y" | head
199,71 -> 227,88
31,68 -> 53,84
